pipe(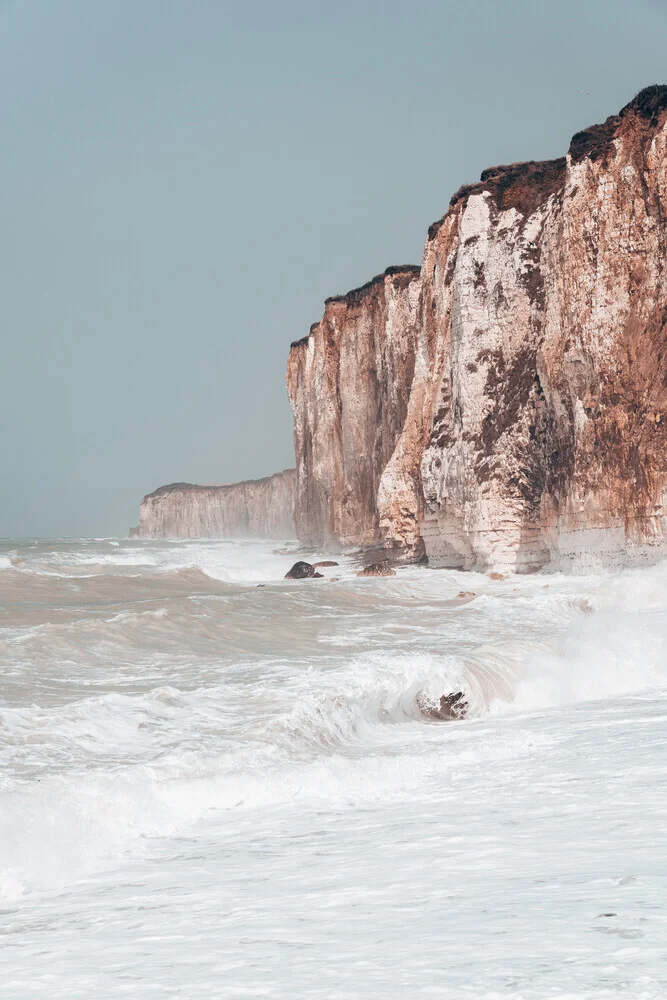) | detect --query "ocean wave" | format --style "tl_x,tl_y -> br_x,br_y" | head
3,538 -> 667,902
0,538 -> 326,583
0,659 -> 557,901
3,596 -> 665,903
